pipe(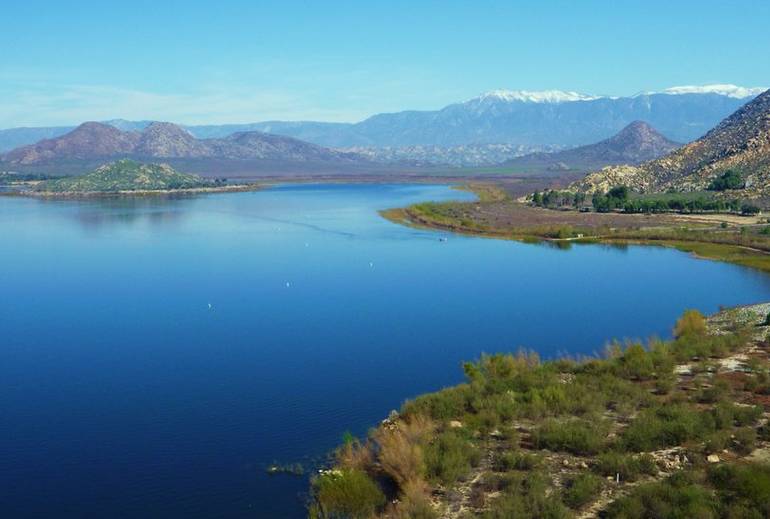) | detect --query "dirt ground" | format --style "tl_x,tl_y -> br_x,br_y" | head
445,199 -> 687,231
